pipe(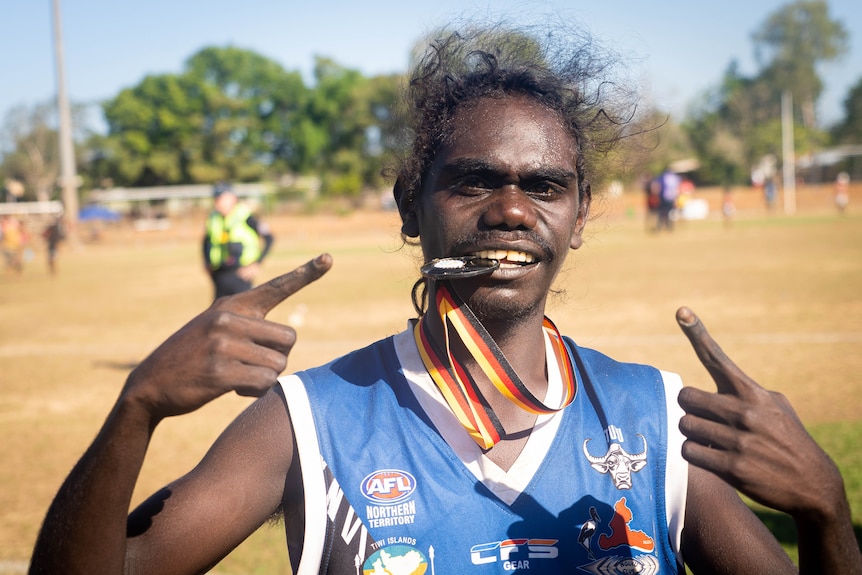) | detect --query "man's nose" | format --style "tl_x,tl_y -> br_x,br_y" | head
481,185 -> 538,230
